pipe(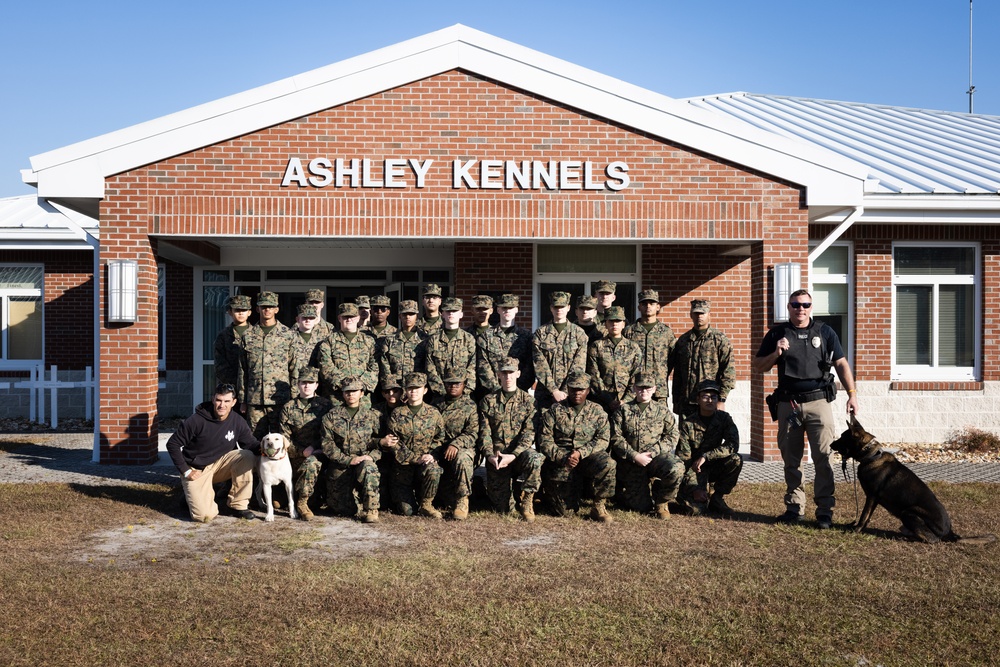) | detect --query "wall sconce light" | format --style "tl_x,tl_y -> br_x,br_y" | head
773,262 -> 801,322
108,260 -> 138,323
